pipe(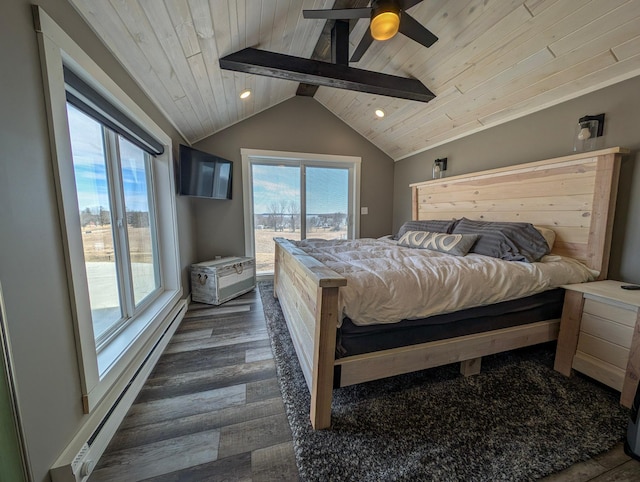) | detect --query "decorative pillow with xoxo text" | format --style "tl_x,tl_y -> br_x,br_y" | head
397,231 -> 479,256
